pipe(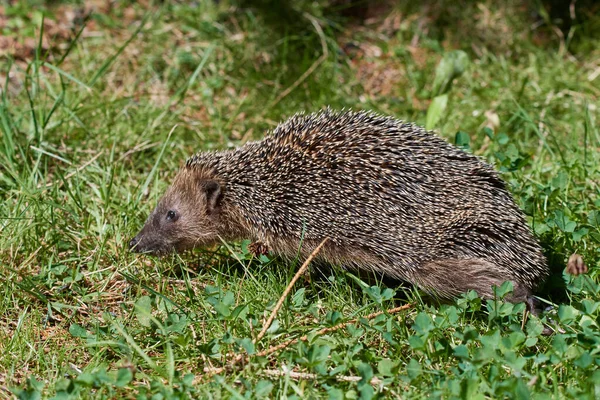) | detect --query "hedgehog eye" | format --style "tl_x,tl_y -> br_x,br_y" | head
166,210 -> 178,221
